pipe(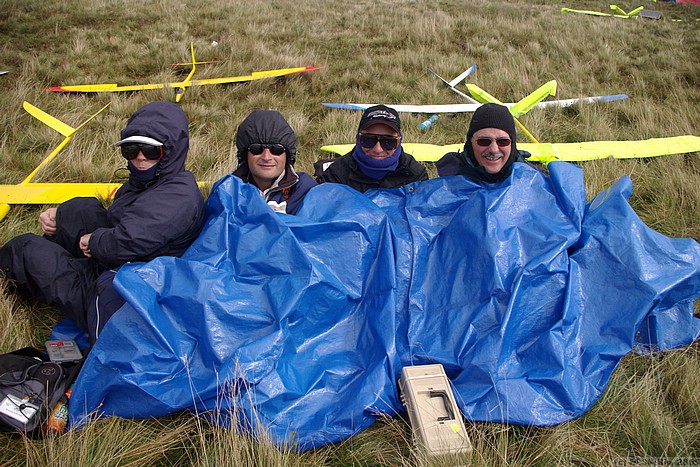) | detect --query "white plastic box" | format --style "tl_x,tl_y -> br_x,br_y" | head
399,364 -> 473,457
